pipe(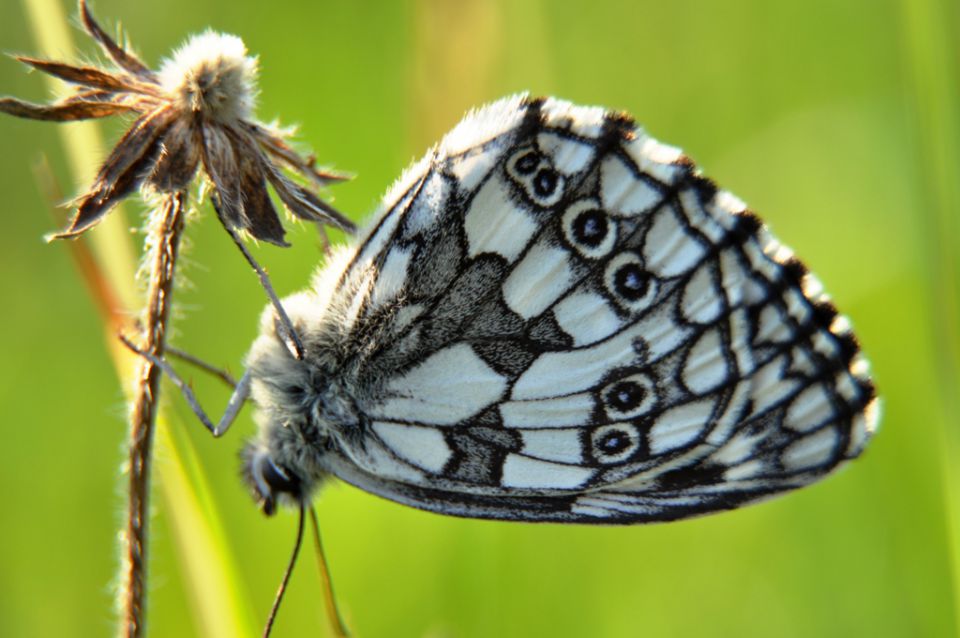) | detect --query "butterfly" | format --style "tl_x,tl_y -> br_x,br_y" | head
215,94 -> 880,525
